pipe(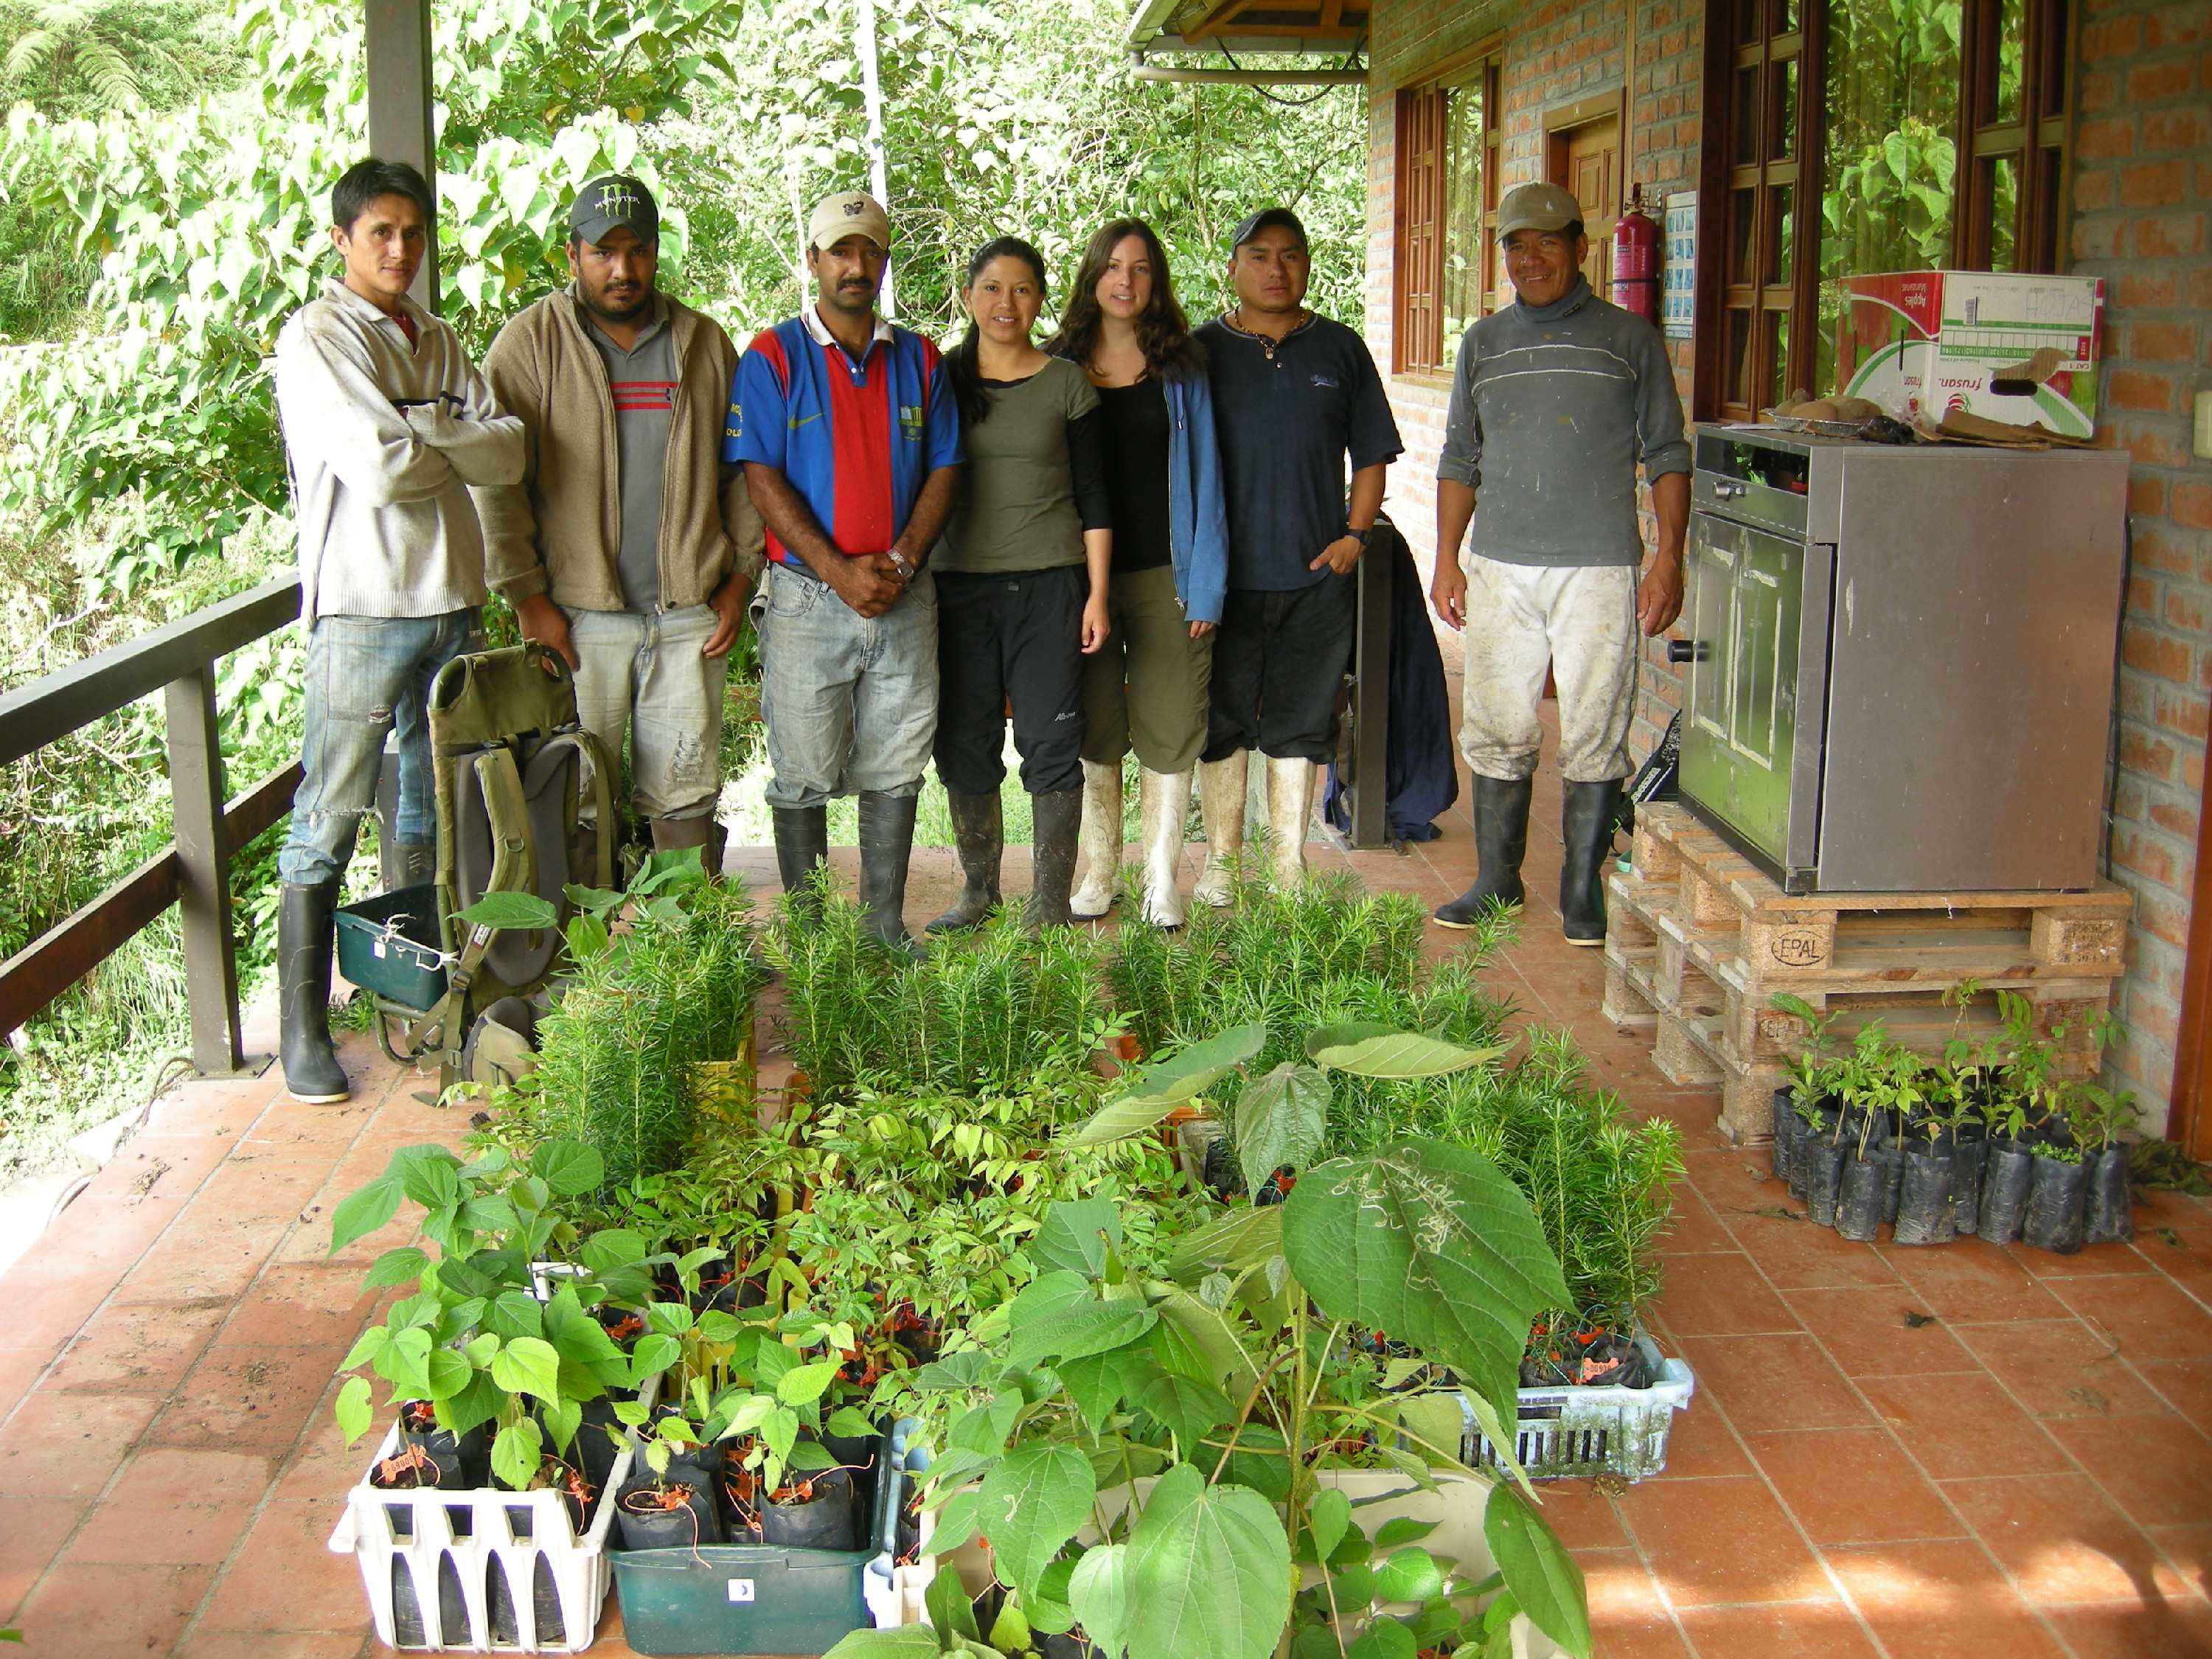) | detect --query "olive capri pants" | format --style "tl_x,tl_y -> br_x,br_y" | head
1079,563 -> 1213,774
